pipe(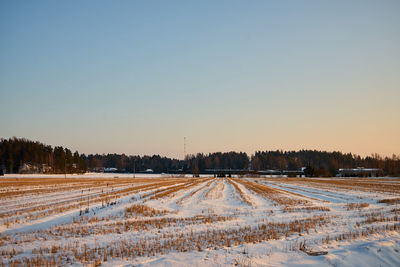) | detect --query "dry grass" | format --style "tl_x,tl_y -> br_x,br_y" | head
233,178 -> 309,207
1,177 -> 399,266
331,223 -> 399,243
143,179 -> 205,200
282,206 -> 330,213
0,179 -> 187,227
378,198 -> 400,205
345,202 -> 369,210
1,215 -> 330,266
125,204 -> 167,217
259,177 -> 400,194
